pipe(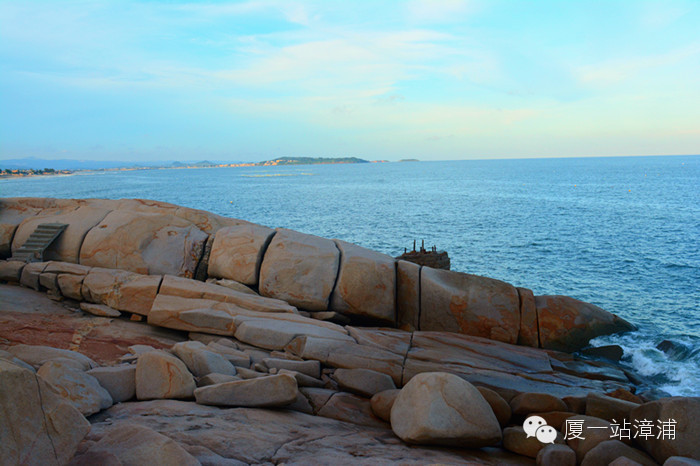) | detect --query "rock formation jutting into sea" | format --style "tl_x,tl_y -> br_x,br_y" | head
0,197 -> 698,465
